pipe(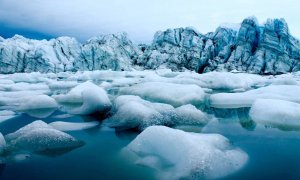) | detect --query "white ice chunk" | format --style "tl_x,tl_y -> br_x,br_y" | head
124,126 -> 248,180
250,99 -> 300,129
47,80 -> 78,90
108,96 -> 209,130
0,110 -> 17,123
0,79 -> 14,85
0,82 -> 50,92
0,90 -> 51,109
49,121 -> 99,131
5,120 -> 83,152
119,82 -> 205,107
210,85 -> 300,108
174,104 -> 208,125
18,95 -> 58,118
53,81 -> 112,115
0,132 -> 6,154
197,72 -> 267,90
107,95 -> 174,130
